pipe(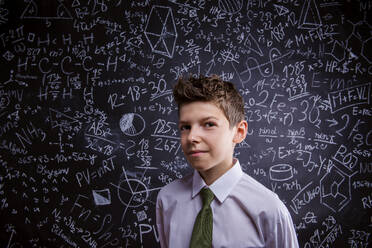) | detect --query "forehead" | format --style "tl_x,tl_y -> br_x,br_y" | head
179,101 -> 227,122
